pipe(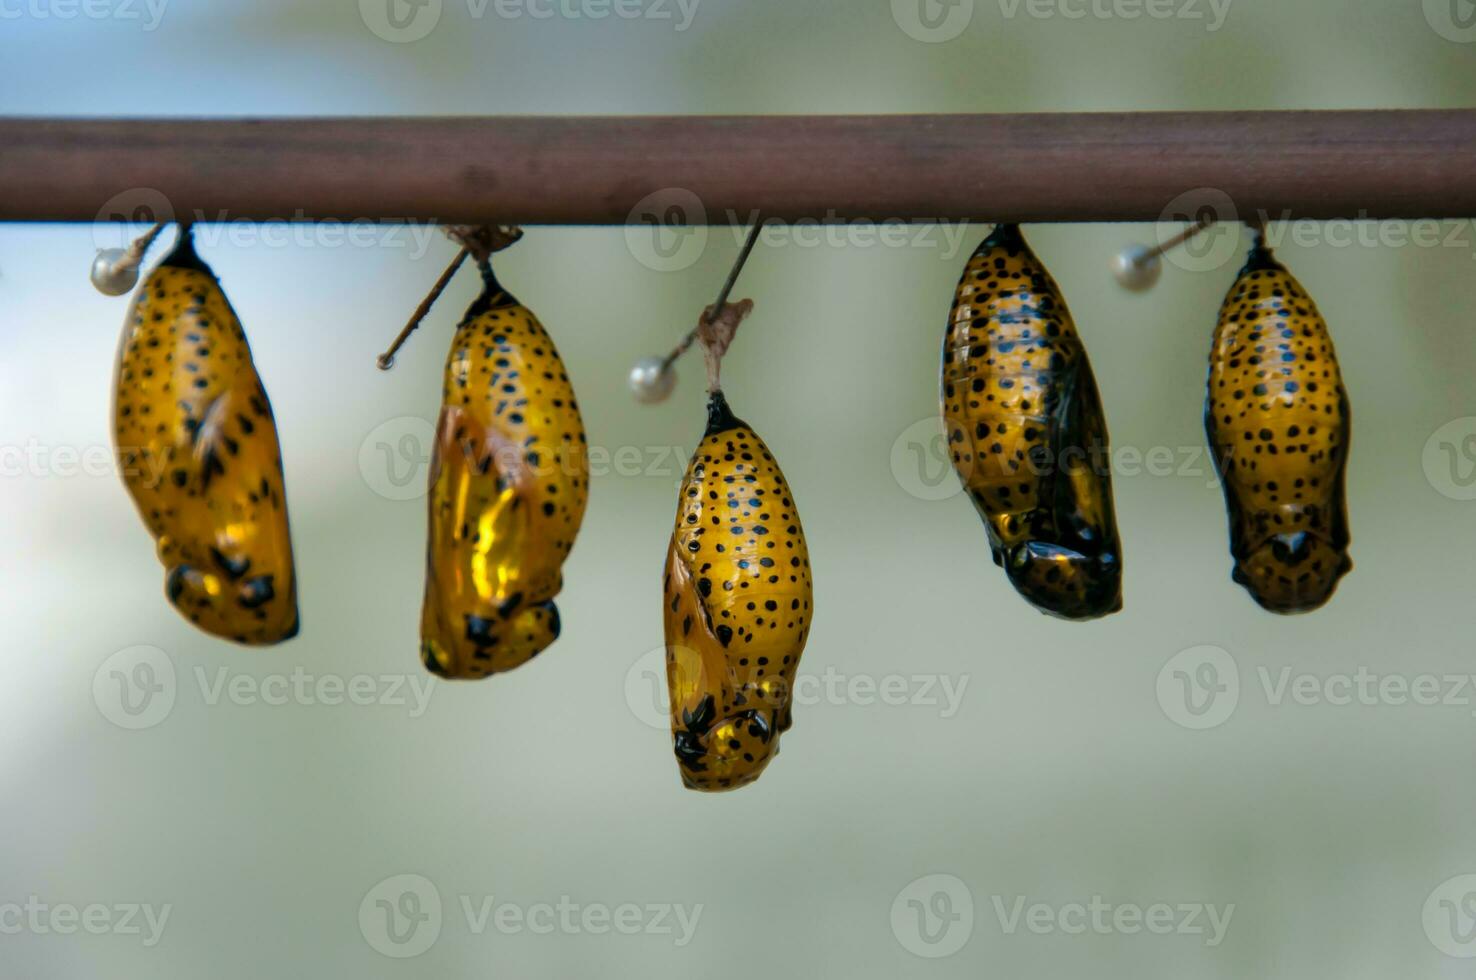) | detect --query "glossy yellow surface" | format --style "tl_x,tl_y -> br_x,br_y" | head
662,393 -> 813,791
943,224 -> 1123,620
113,228 -> 299,644
420,261 -> 588,678
1206,239 -> 1351,613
